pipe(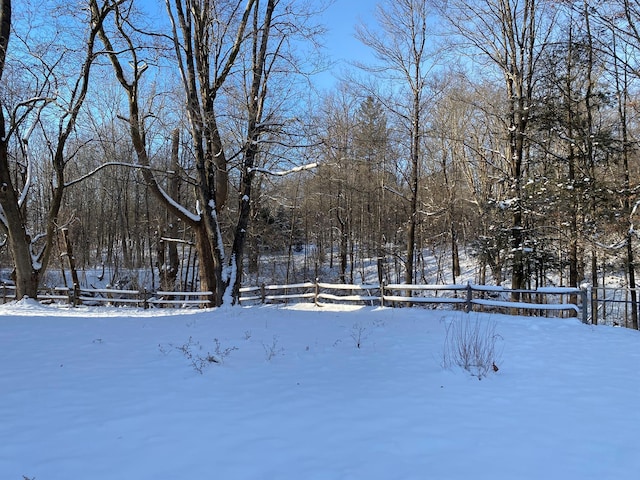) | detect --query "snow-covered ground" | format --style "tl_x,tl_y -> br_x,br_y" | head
1,300 -> 639,479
